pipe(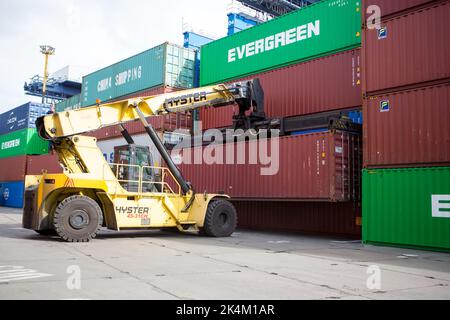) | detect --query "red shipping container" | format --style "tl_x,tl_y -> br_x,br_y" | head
363,82 -> 450,168
177,131 -> 361,201
200,49 -> 362,130
0,156 -> 27,181
362,0 -> 438,20
26,154 -> 63,175
0,154 -> 63,182
362,1 -> 450,94
235,200 -> 361,238
87,86 -> 191,141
